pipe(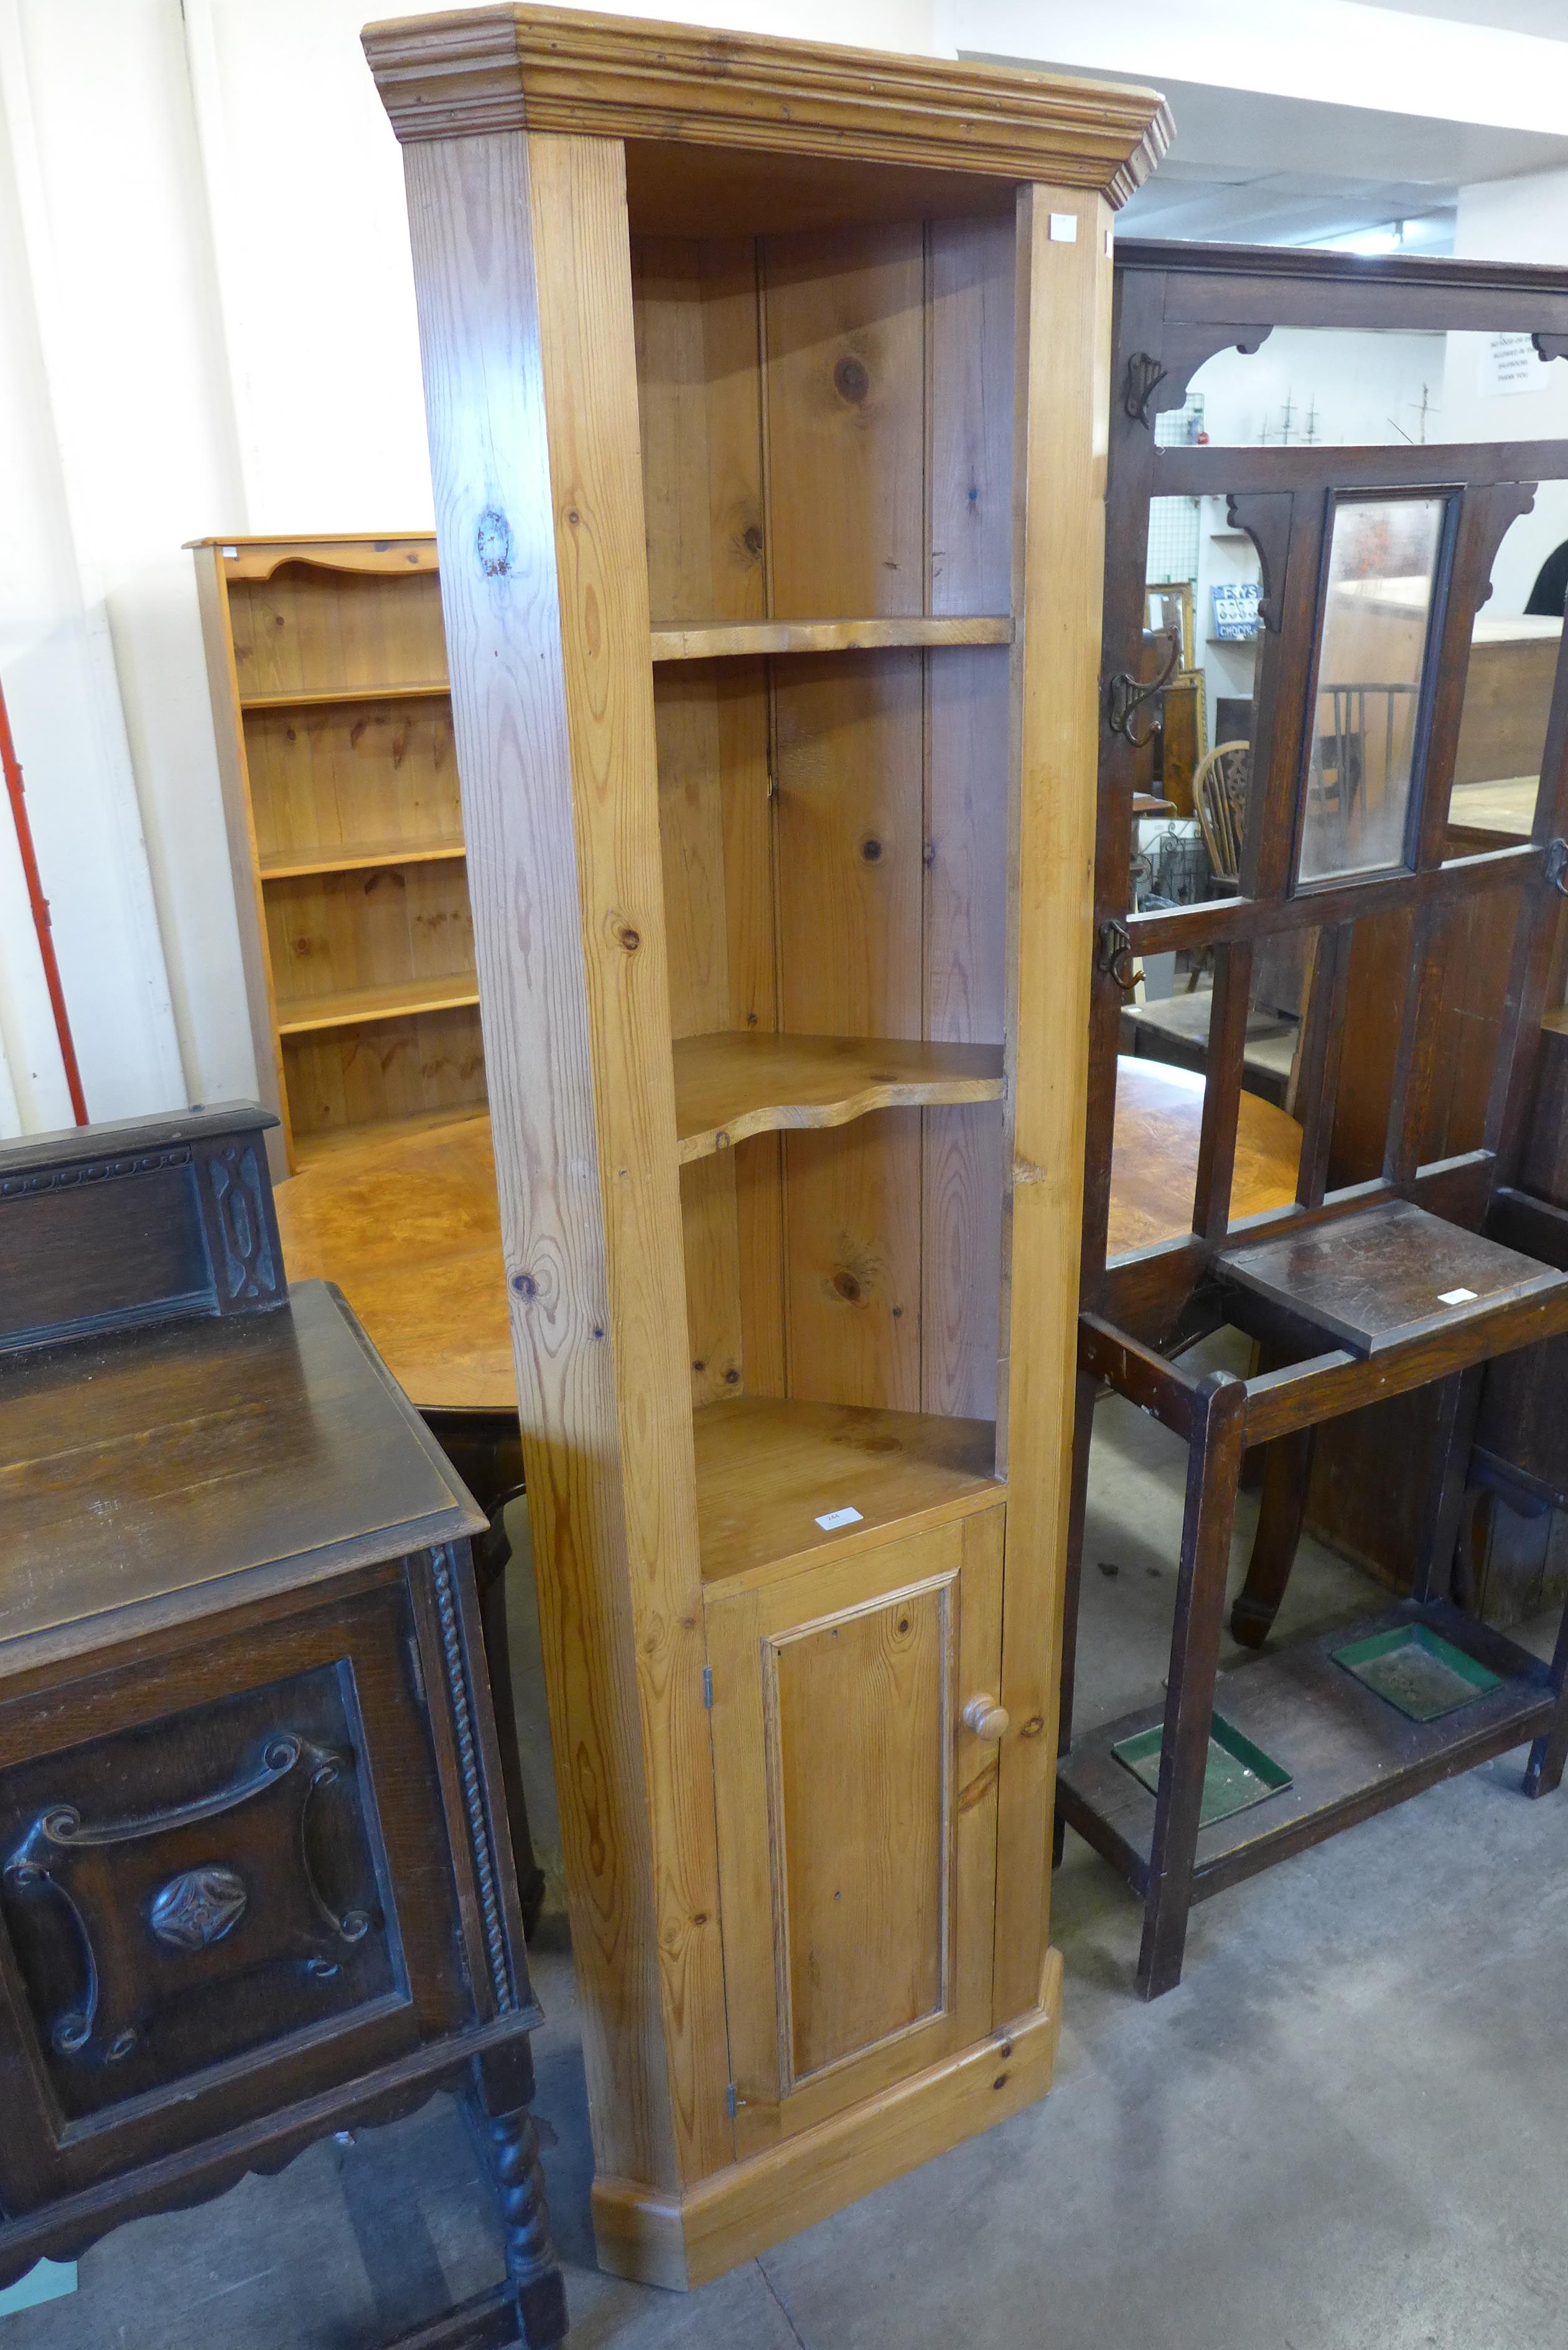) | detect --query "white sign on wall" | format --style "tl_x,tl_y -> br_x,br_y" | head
1478,332 -> 1554,399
